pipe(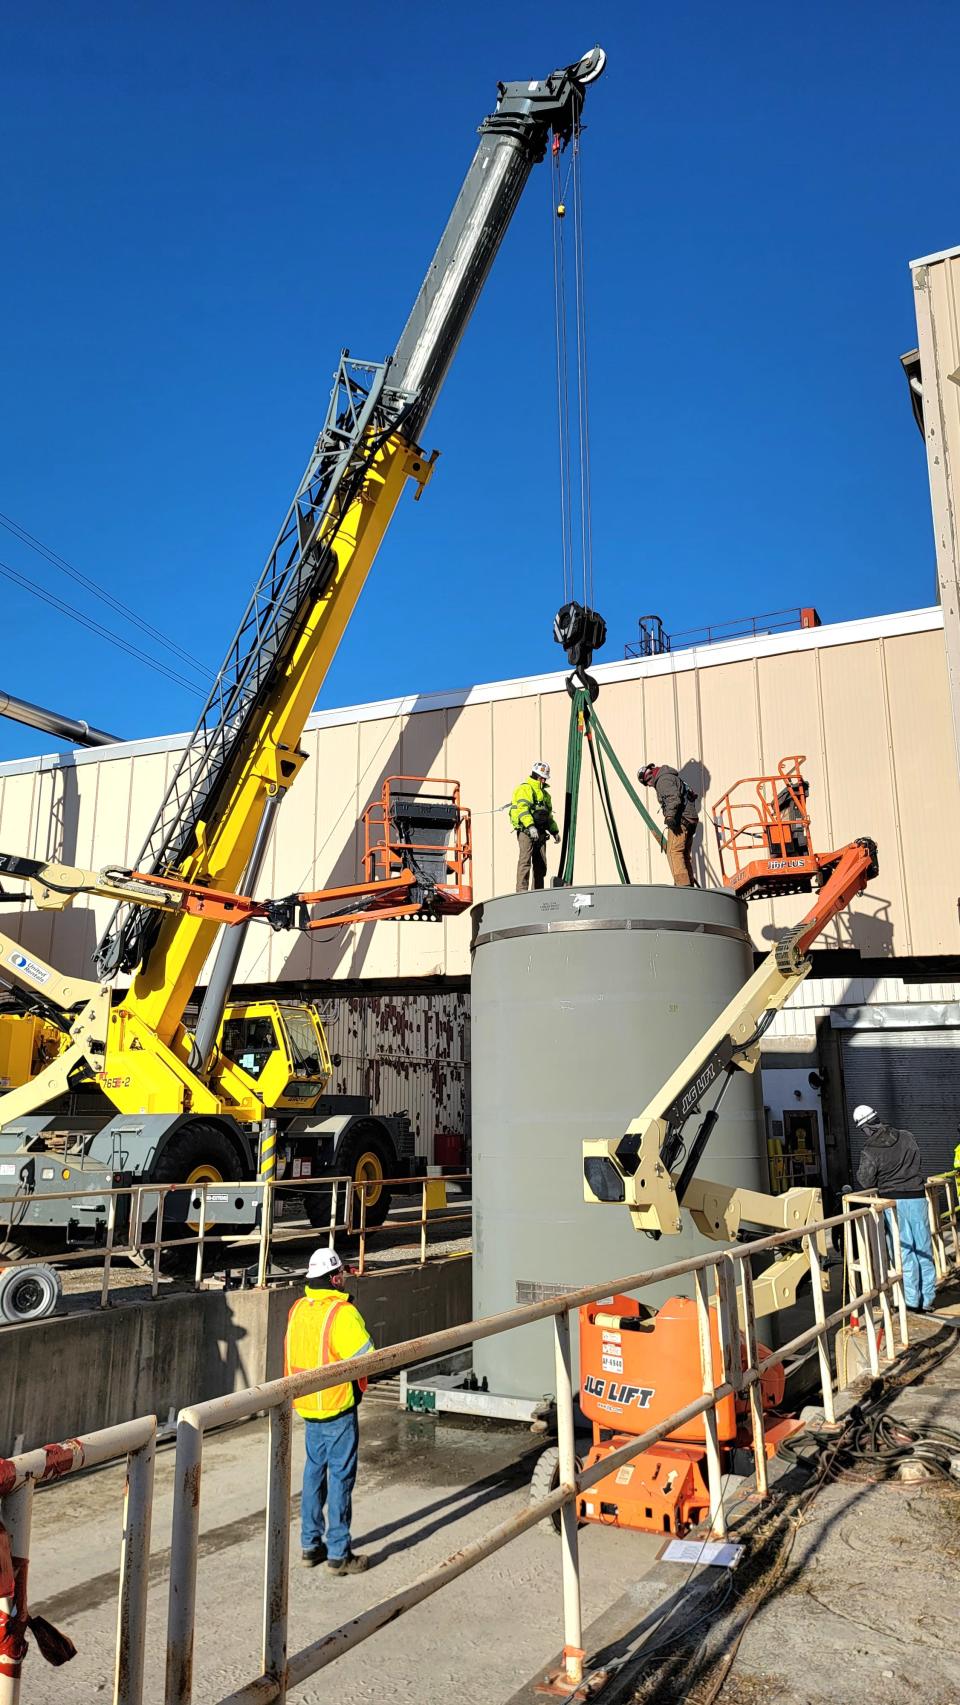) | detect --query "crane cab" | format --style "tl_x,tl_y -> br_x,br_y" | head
216,1000 -> 332,1114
